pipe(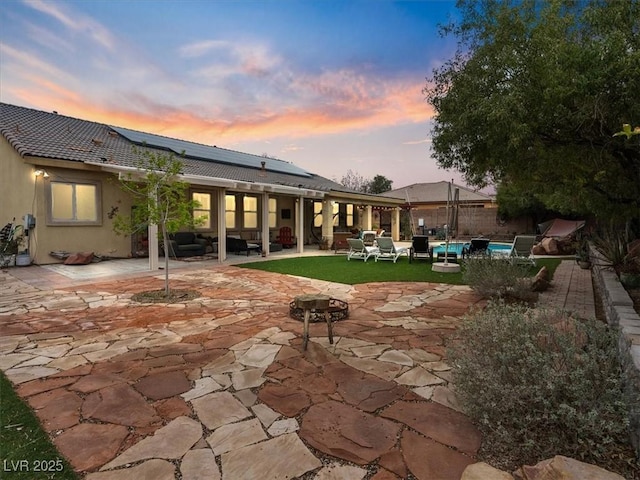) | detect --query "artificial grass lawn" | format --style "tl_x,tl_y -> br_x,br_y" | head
0,371 -> 78,480
239,255 -> 562,285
